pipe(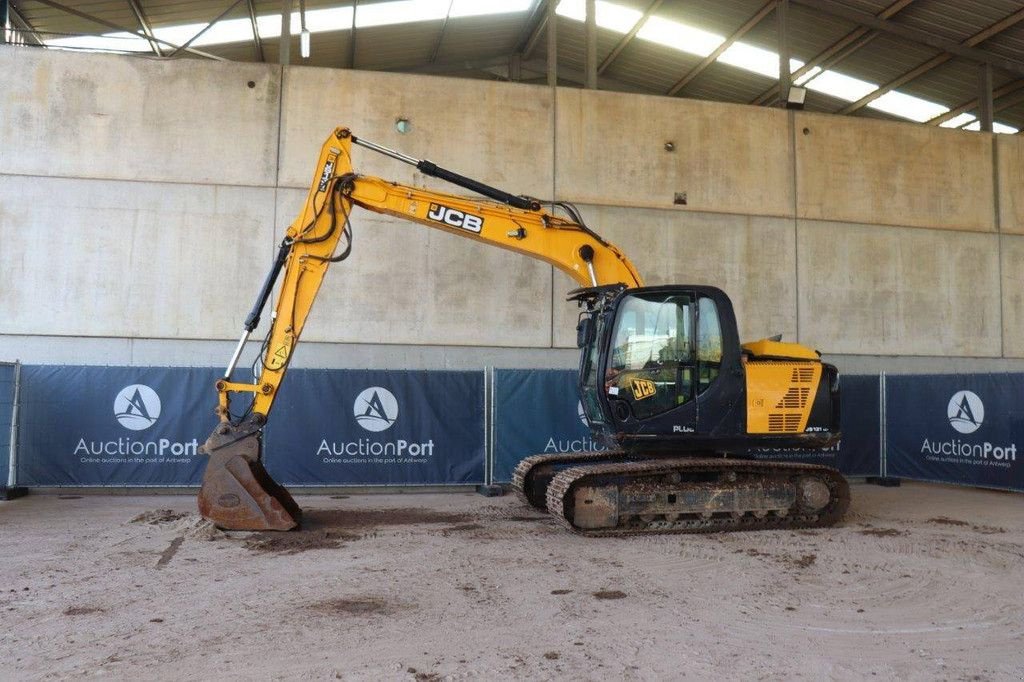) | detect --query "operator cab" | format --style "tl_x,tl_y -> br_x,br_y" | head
573,280 -> 835,450
572,285 -> 838,454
